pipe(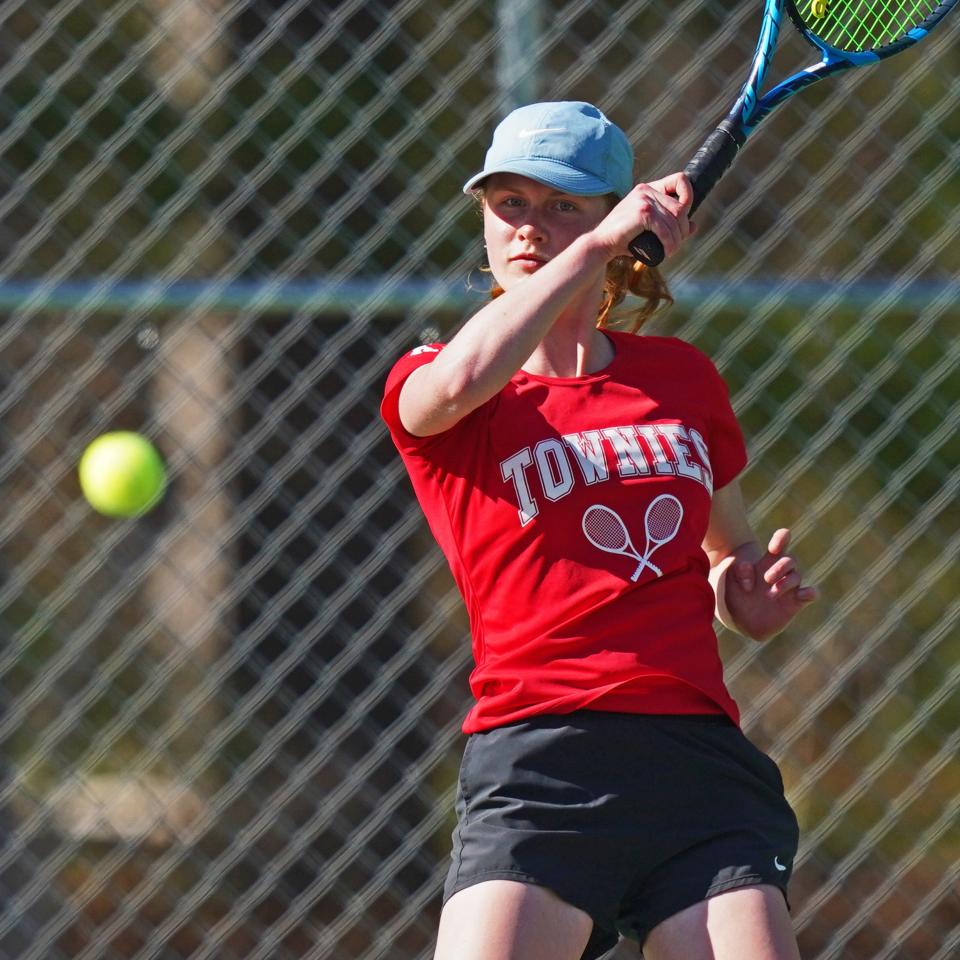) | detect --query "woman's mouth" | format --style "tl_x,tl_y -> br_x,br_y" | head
510,253 -> 547,269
